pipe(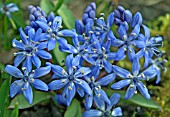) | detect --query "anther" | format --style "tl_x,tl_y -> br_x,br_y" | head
68,86 -> 72,90
48,22 -> 52,26
12,42 -> 16,47
123,35 -> 127,40
131,33 -> 136,36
